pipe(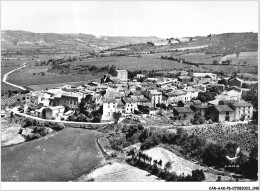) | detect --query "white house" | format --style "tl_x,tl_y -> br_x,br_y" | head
116,70 -> 128,81
148,89 -> 162,108
122,98 -> 138,114
102,99 -> 118,120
